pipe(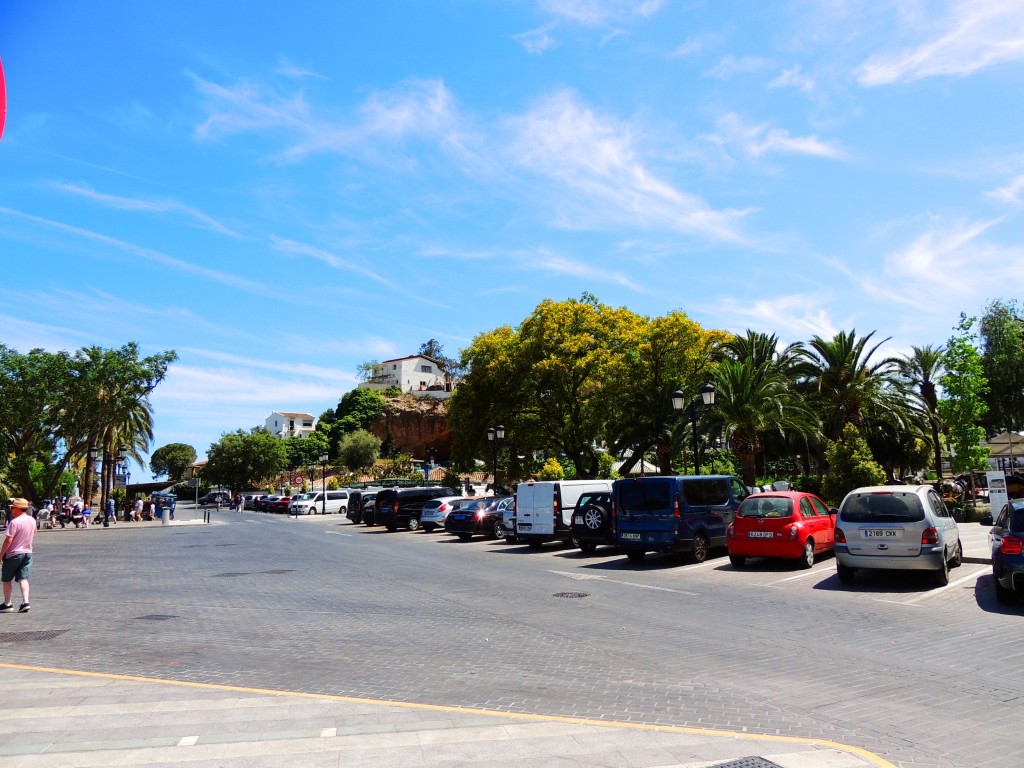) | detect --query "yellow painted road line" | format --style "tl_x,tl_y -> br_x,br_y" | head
0,661 -> 896,768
